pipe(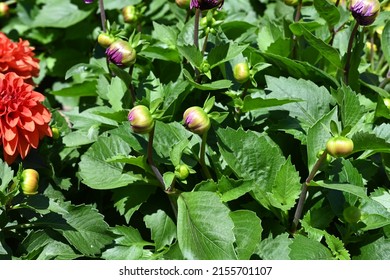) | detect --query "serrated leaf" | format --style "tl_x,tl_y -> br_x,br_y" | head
0,159 -> 13,193
207,43 -> 249,69
220,180 -> 256,202
37,241 -> 80,260
79,135 -> 148,190
230,210 -> 262,260
177,45 -> 203,68
144,210 -> 176,251
354,237 -> 390,260
241,96 -> 301,113
170,139 -> 190,167
313,0 -> 341,27
141,46 -> 181,63
217,127 -> 286,209
177,192 -> 237,260
152,22 -> 178,48
352,131 -> 390,154
102,226 -> 150,260
183,69 -> 232,90
324,234 -> 350,260
382,20 -> 390,65
360,196 -> 390,231
51,81 -> 98,97
269,157 -> 301,211
289,235 -> 333,260
107,77 -> 126,111
265,76 -> 334,131
312,181 -> 368,198
256,233 -> 292,260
